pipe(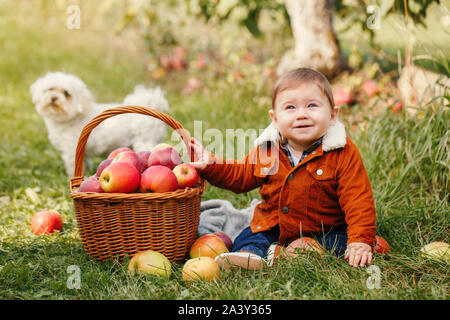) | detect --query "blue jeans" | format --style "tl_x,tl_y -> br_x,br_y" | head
232,225 -> 348,258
